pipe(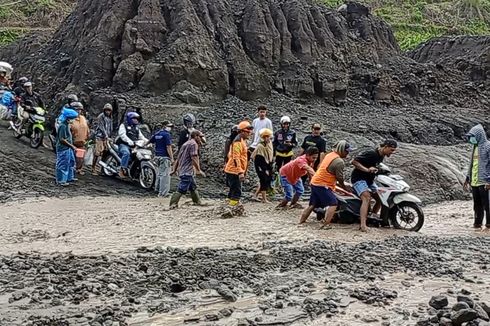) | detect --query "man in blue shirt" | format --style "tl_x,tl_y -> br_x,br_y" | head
148,121 -> 174,197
